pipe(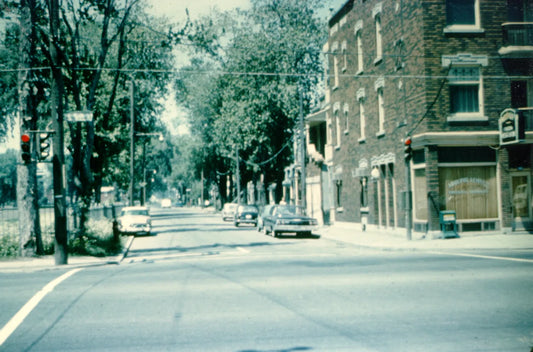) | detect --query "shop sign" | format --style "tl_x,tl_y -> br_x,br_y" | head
499,108 -> 524,145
